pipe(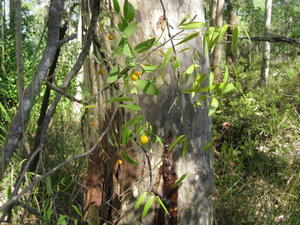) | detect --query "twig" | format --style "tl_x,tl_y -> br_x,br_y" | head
59,33 -> 77,46
240,35 -> 300,44
0,108 -> 118,212
46,81 -> 87,105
